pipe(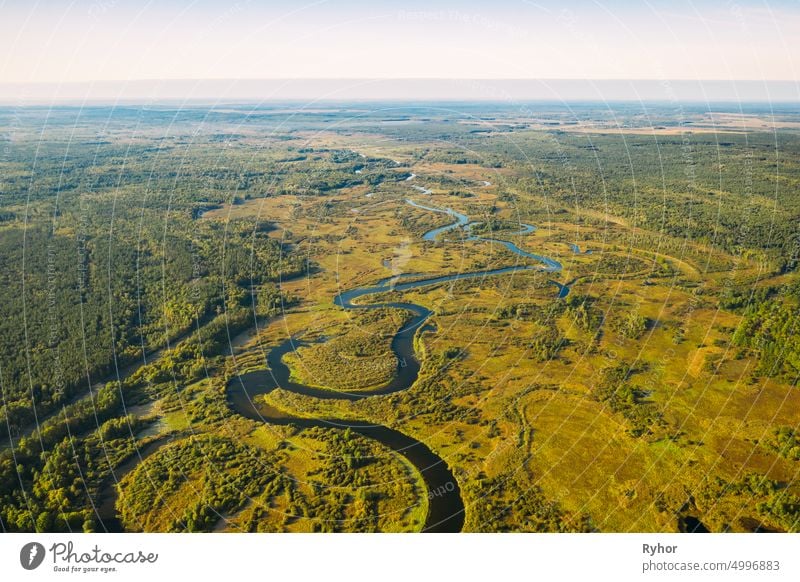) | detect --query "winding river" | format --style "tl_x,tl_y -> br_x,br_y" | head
225,177 -> 570,533
97,175 -> 570,533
